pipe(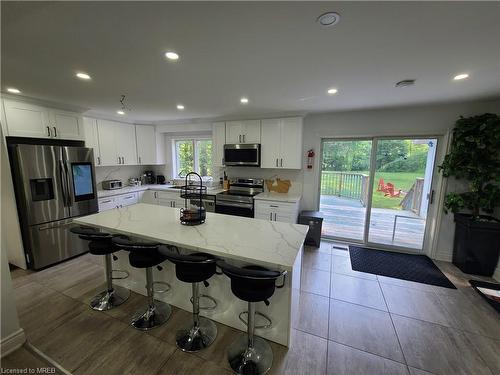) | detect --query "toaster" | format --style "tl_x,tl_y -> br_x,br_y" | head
102,179 -> 122,190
